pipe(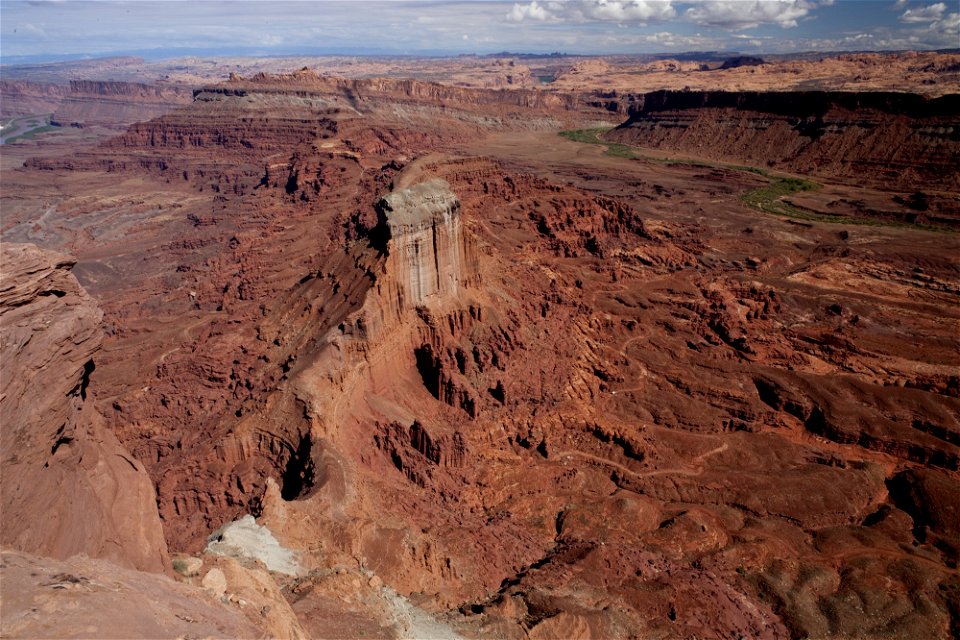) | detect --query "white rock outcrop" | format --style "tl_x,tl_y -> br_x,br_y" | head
205,515 -> 302,576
